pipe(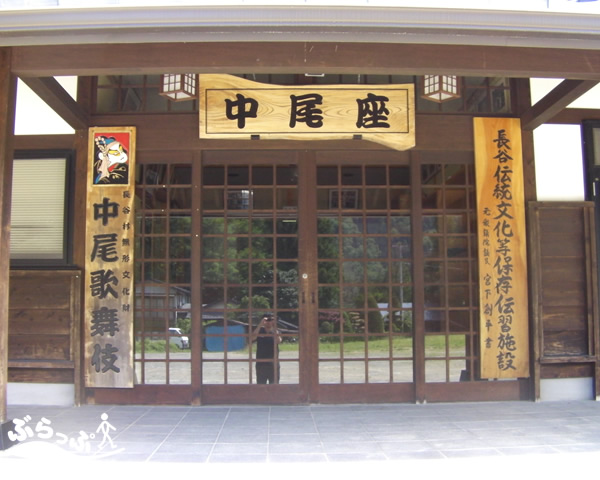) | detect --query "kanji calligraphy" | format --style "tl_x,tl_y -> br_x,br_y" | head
199,74 -> 415,151
474,118 -> 529,379
84,127 -> 136,388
